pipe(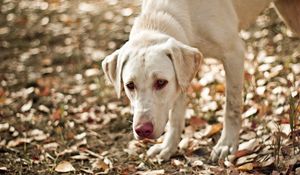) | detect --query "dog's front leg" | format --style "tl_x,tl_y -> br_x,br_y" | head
147,93 -> 186,160
211,40 -> 245,161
